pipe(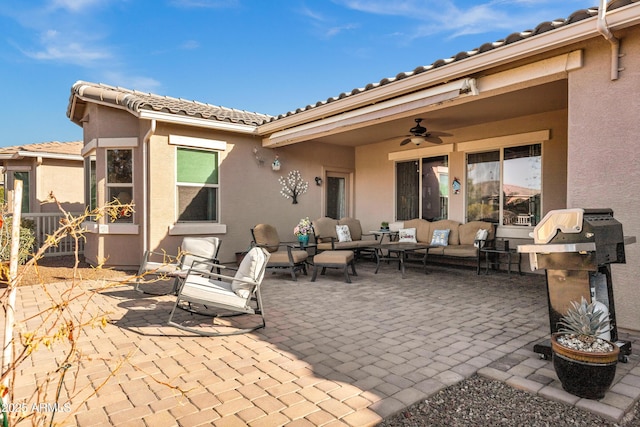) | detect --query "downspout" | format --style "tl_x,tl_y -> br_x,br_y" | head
597,0 -> 621,81
142,119 -> 156,256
